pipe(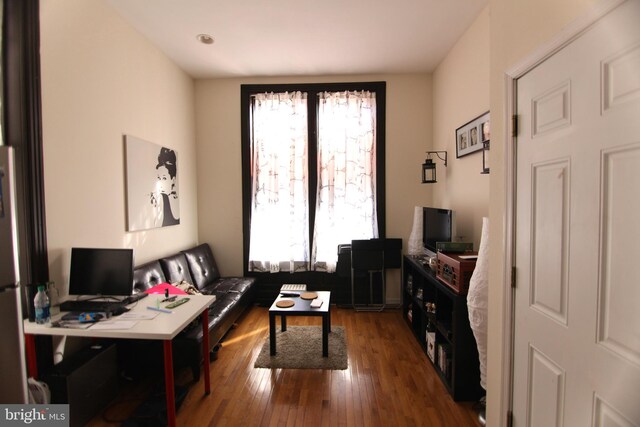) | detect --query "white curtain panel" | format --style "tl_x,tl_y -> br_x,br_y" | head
248,91 -> 310,272
312,91 -> 378,272
467,216 -> 489,391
